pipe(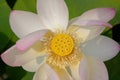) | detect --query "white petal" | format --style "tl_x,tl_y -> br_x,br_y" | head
16,29 -> 49,51
79,56 -> 108,80
81,36 -> 120,61
33,64 -> 59,80
70,62 -> 80,80
1,45 -> 46,66
37,0 -> 68,31
22,56 -> 46,72
71,8 -> 115,22
45,64 -> 60,80
10,10 -> 45,38
52,66 -> 73,80
33,64 -> 48,80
